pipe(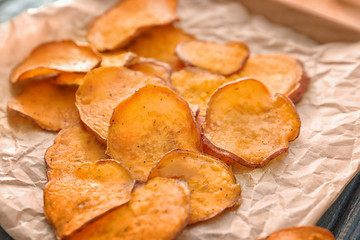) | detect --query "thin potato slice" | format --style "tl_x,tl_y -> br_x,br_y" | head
87,0 -> 178,51
100,51 -> 137,67
127,25 -> 195,70
45,123 -> 108,180
44,160 -> 135,239
227,54 -> 310,104
257,226 -> 335,240
176,40 -> 249,75
7,80 -> 80,131
67,177 -> 190,240
171,67 -> 225,116
10,40 -> 101,83
129,58 -> 172,84
107,84 -> 201,182
17,68 -> 59,82
203,79 -> 300,167
53,73 -> 86,86
76,67 -> 165,143
149,149 -> 241,224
